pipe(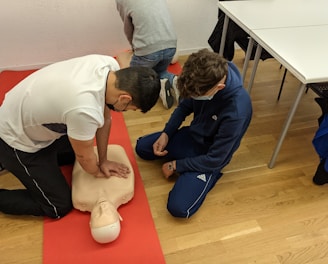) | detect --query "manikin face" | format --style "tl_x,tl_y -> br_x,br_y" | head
90,200 -> 122,243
